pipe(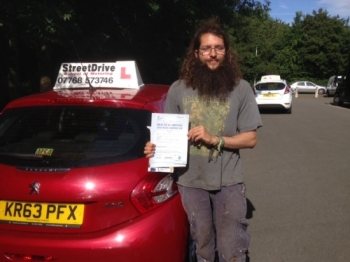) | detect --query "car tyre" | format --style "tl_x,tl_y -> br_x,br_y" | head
333,94 -> 343,106
318,89 -> 325,95
286,106 -> 292,114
